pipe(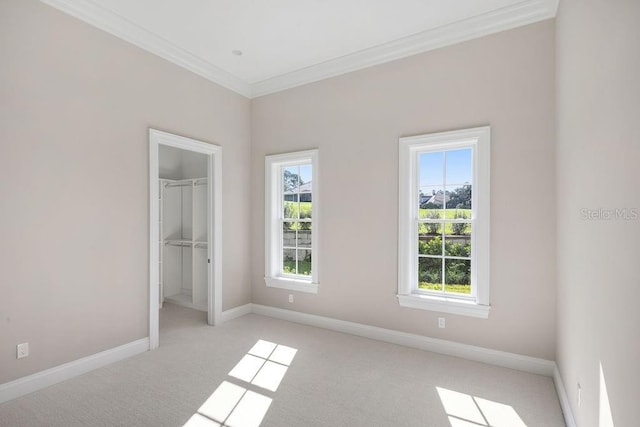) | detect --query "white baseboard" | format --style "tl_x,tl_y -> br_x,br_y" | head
0,303 -> 248,405
553,365 -> 577,427
236,304 -> 575,426
1,305 -> 570,420
0,338 -> 149,404
220,303 -> 252,323
250,304 -> 555,376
